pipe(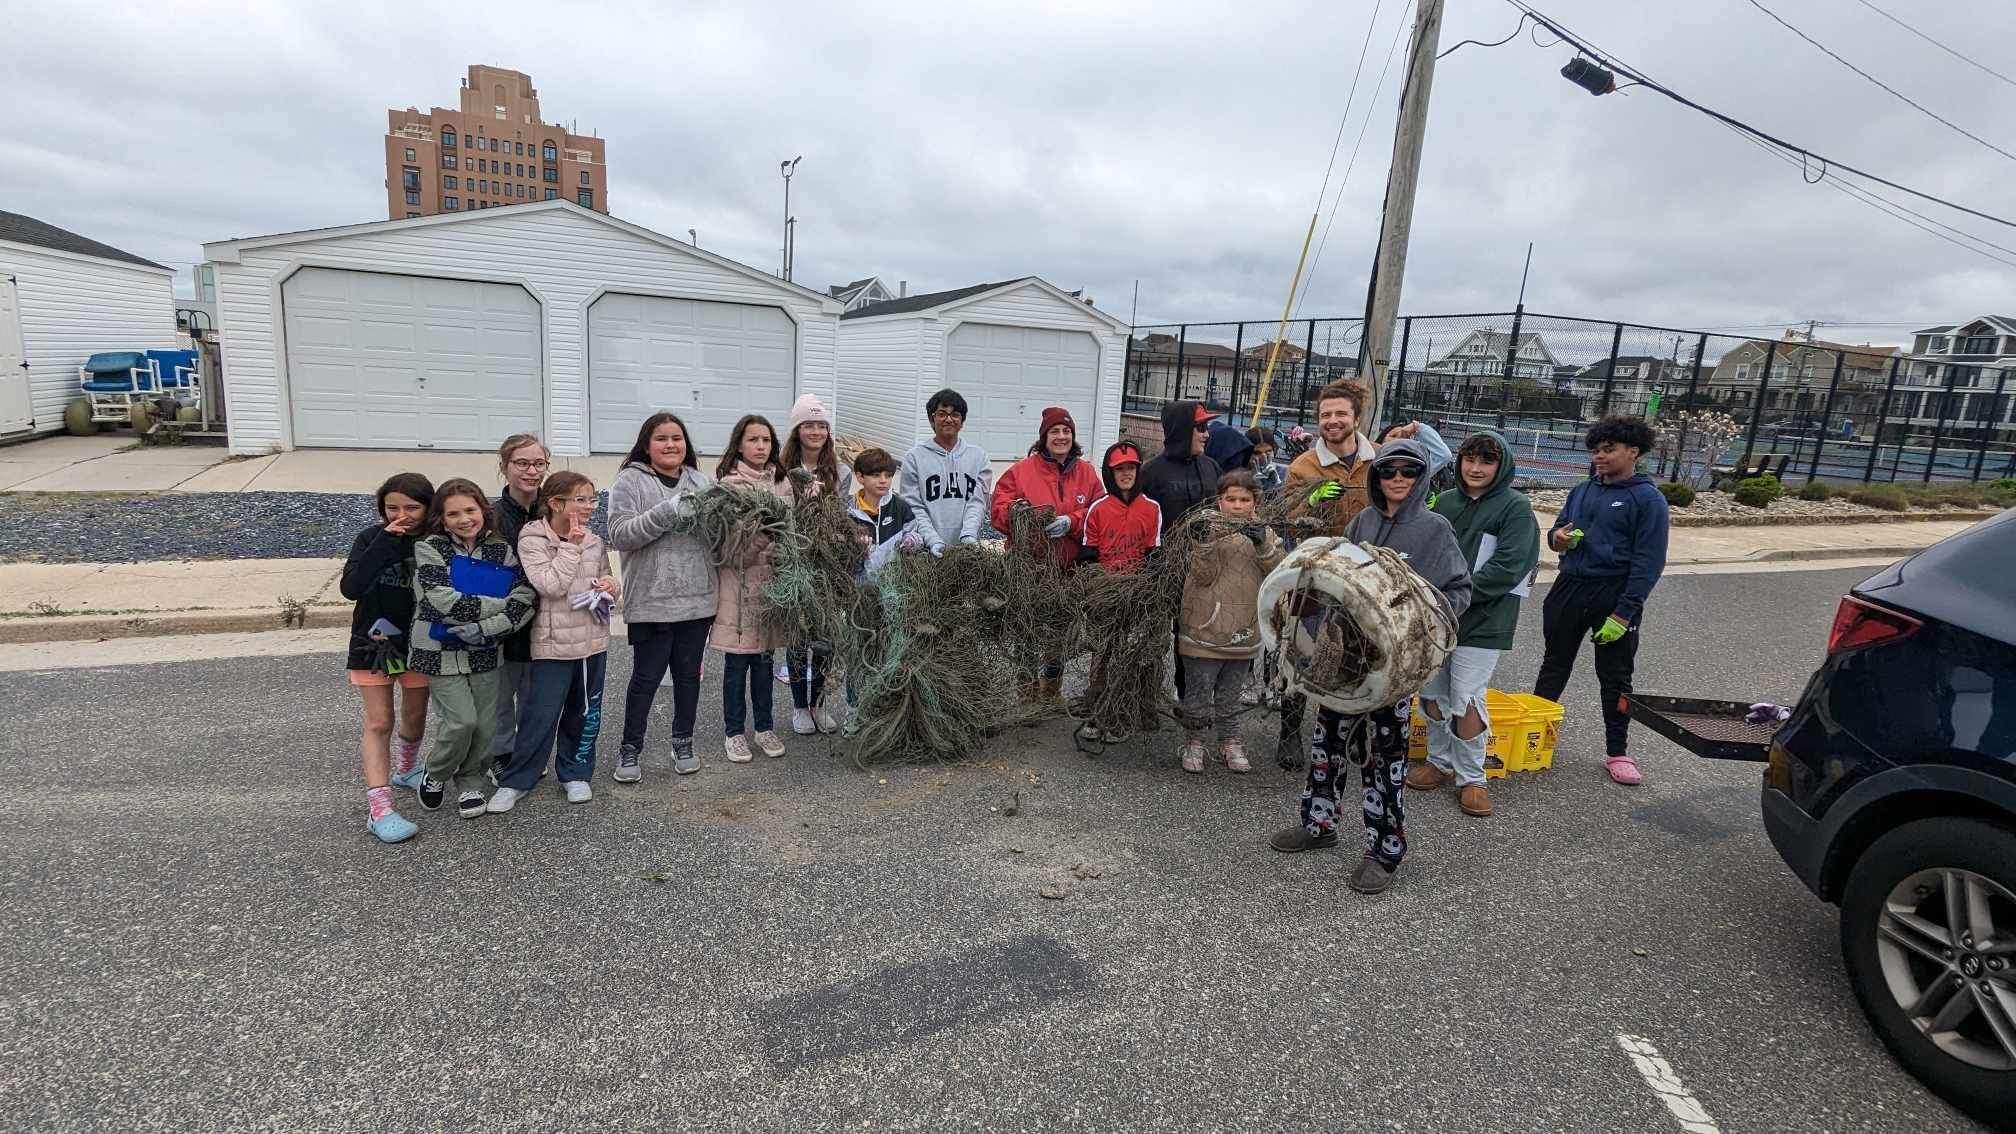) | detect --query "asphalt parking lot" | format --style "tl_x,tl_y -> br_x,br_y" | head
0,566 -> 1987,1132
